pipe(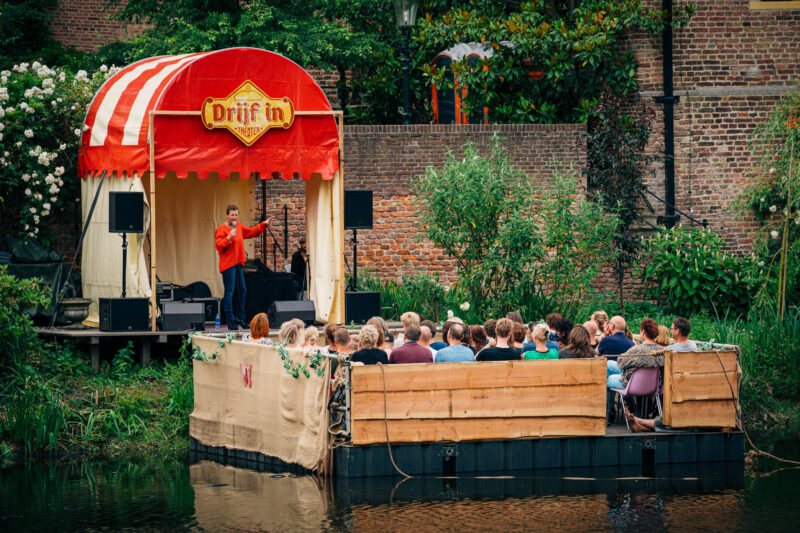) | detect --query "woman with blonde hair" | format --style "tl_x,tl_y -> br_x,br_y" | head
655,324 -> 671,347
302,326 -> 320,352
242,313 -> 273,345
367,316 -> 393,356
522,324 -> 558,360
350,325 -> 389,365
278,321 -> 301,348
